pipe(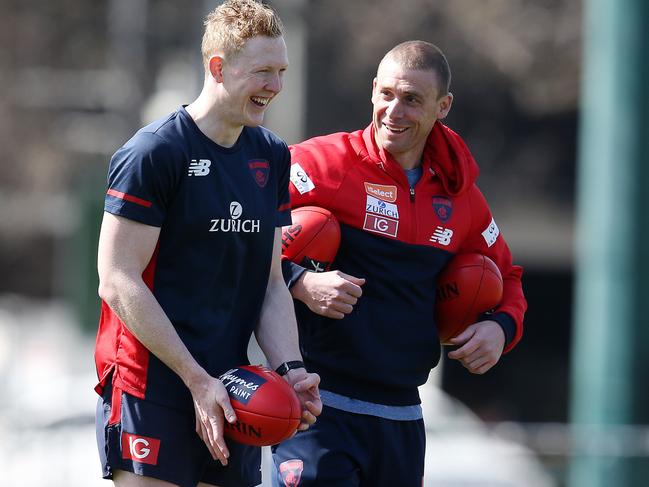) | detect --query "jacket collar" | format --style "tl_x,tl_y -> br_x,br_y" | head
357,122 -> 479,196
